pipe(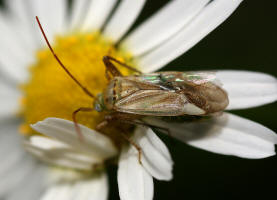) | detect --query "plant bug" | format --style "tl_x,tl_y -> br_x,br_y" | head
36,16 -> 229,162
